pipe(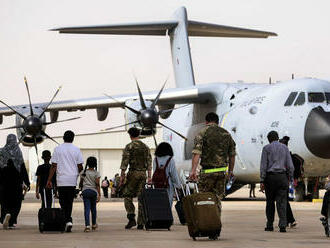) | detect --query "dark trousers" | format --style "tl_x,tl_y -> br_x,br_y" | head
1,189 -> 22,226
265,173 -> 288,228
321,191 -> 330,217
287,197 -> 295,224
102,187 -> 108,198
0,185 -> 4,223
58,186 -> 75,223
40,188 -> 53,209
